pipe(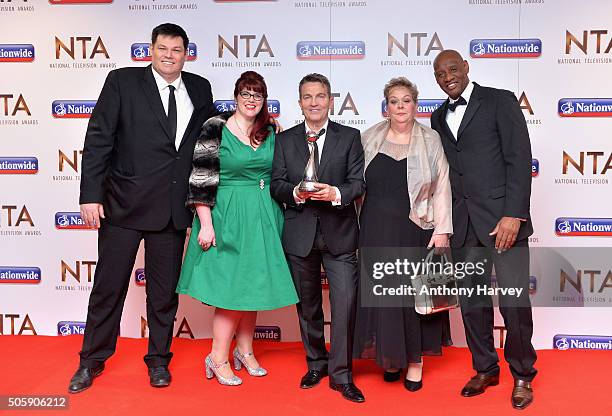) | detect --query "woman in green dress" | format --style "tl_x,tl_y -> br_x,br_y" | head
177,71 -> 298,386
